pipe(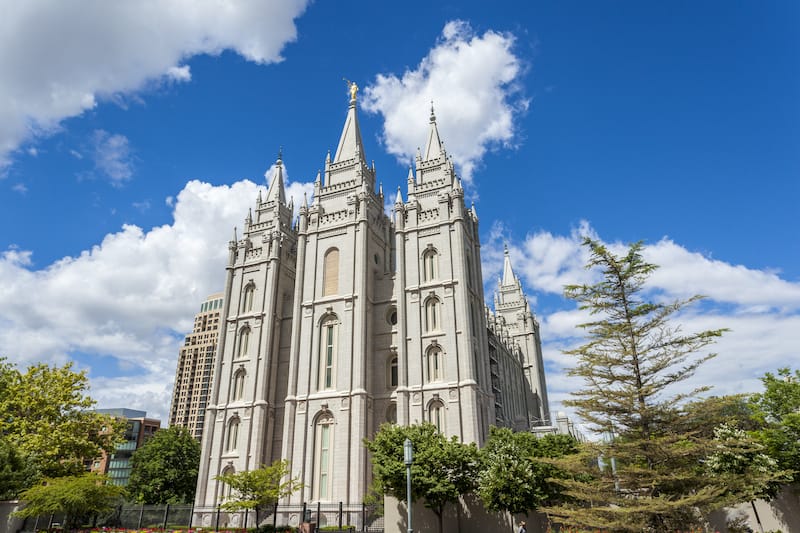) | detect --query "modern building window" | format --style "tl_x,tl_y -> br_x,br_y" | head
237,328 -> 250,358
423,249 -> 438,281
323,248 -> 339,296
232,370 -> 245,401
226,418 -> 239,452
318,317 -> 338,390
424,297 -> 440,332
242,284 -> 255,312
313,415 -> 334,500
388,356 -> 398,388
428,400 -> 445,432
426,346 -> 443,382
